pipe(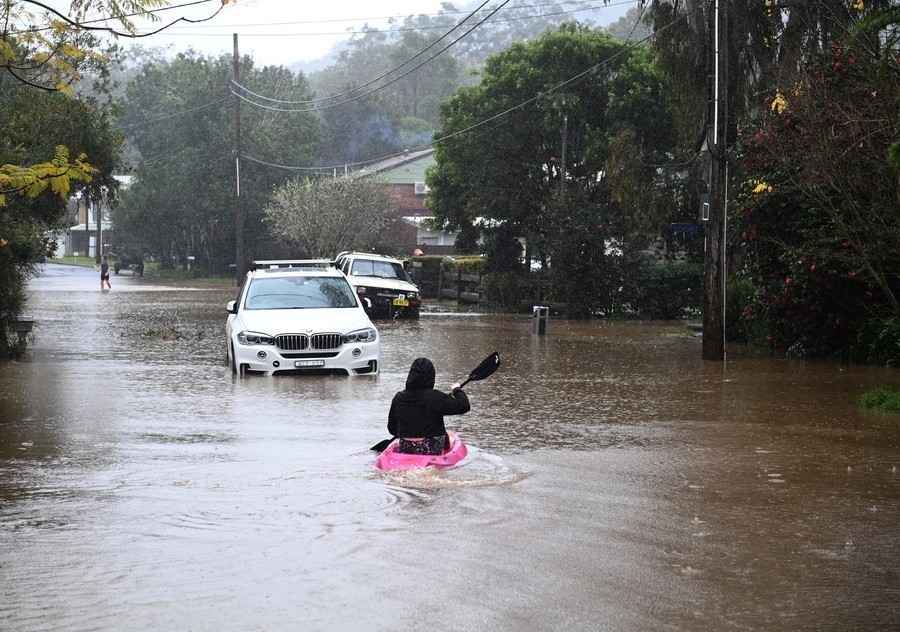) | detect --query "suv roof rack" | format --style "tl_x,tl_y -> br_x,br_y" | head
251,259 -> 336,270
335,251 -> 399,261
